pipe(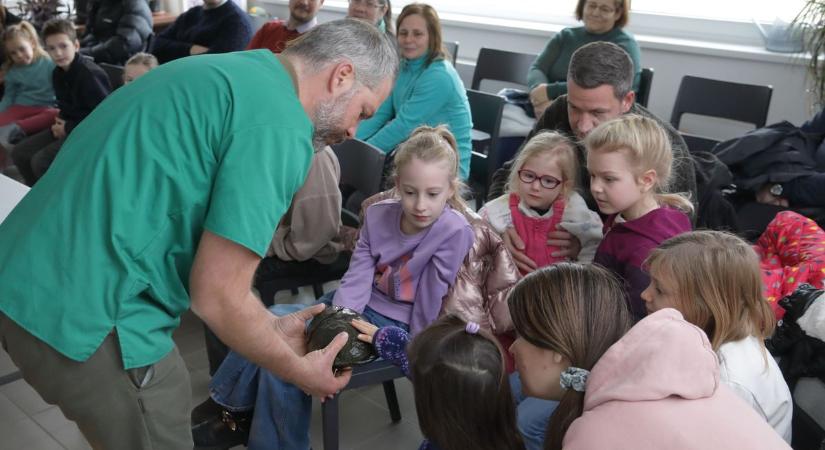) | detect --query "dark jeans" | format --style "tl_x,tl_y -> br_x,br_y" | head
10,129 -> 63,186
